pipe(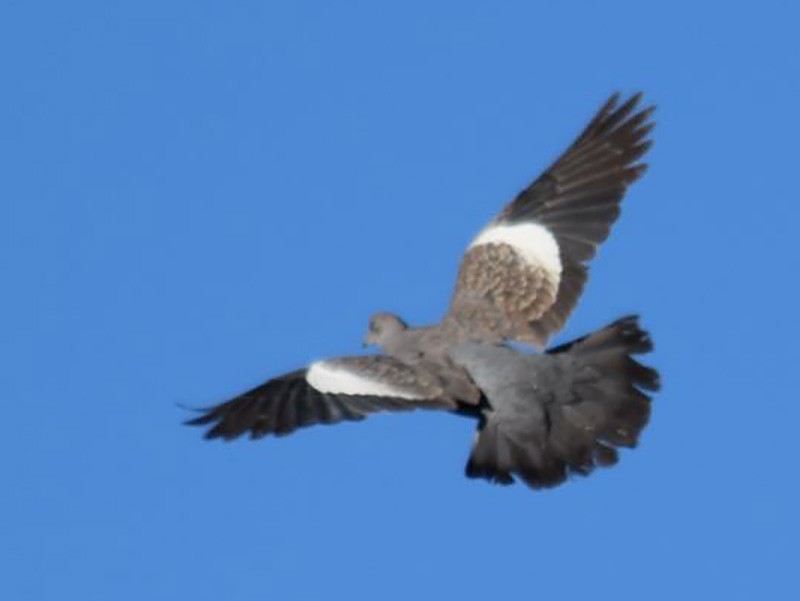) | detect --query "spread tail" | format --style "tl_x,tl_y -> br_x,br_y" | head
466,315 -> 660,490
